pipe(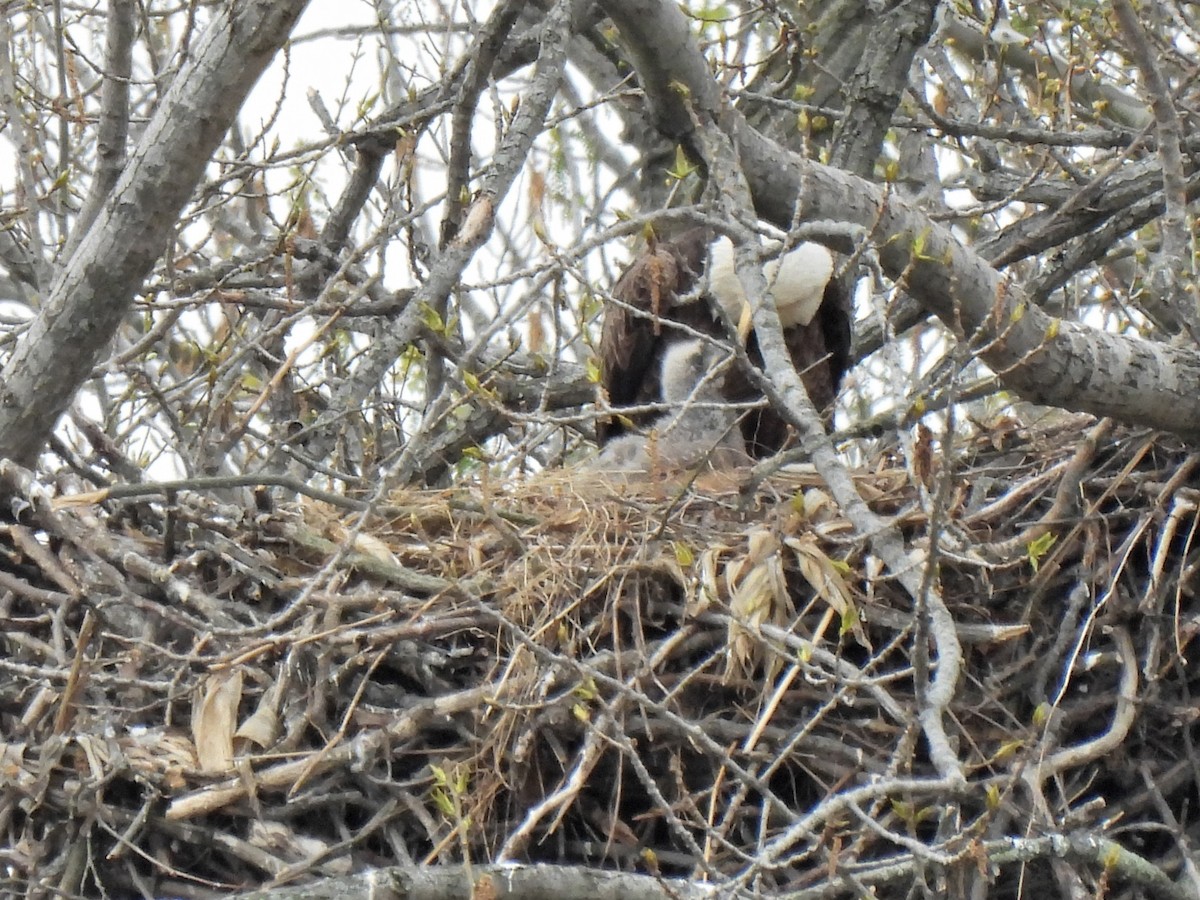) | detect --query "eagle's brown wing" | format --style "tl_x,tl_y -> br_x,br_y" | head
596,228 -> 713,444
